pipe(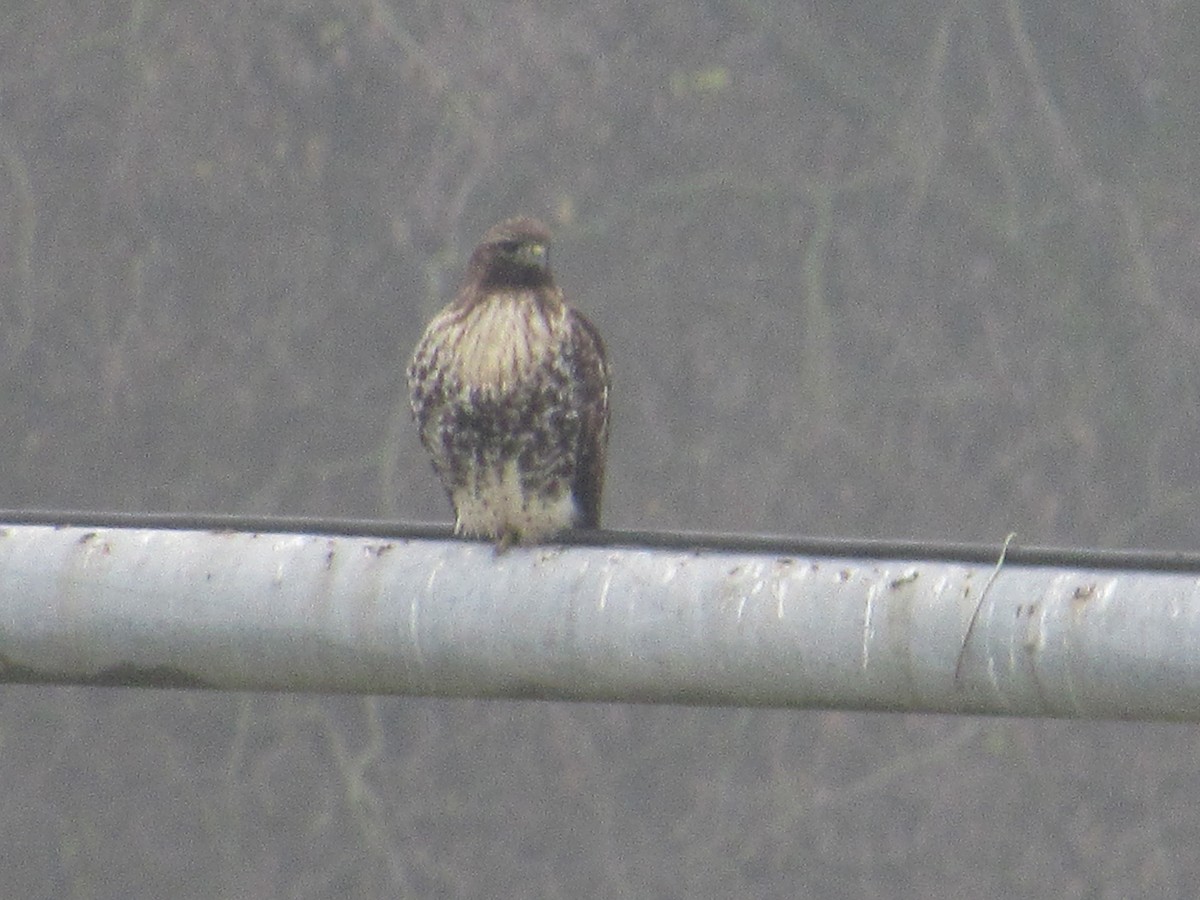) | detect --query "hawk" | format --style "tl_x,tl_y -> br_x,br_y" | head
407,217 -> 610,550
